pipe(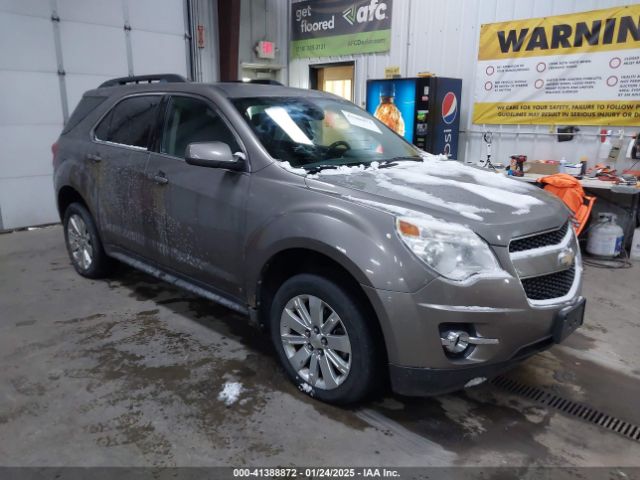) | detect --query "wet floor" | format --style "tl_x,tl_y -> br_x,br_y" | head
1,226 -> 639,467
